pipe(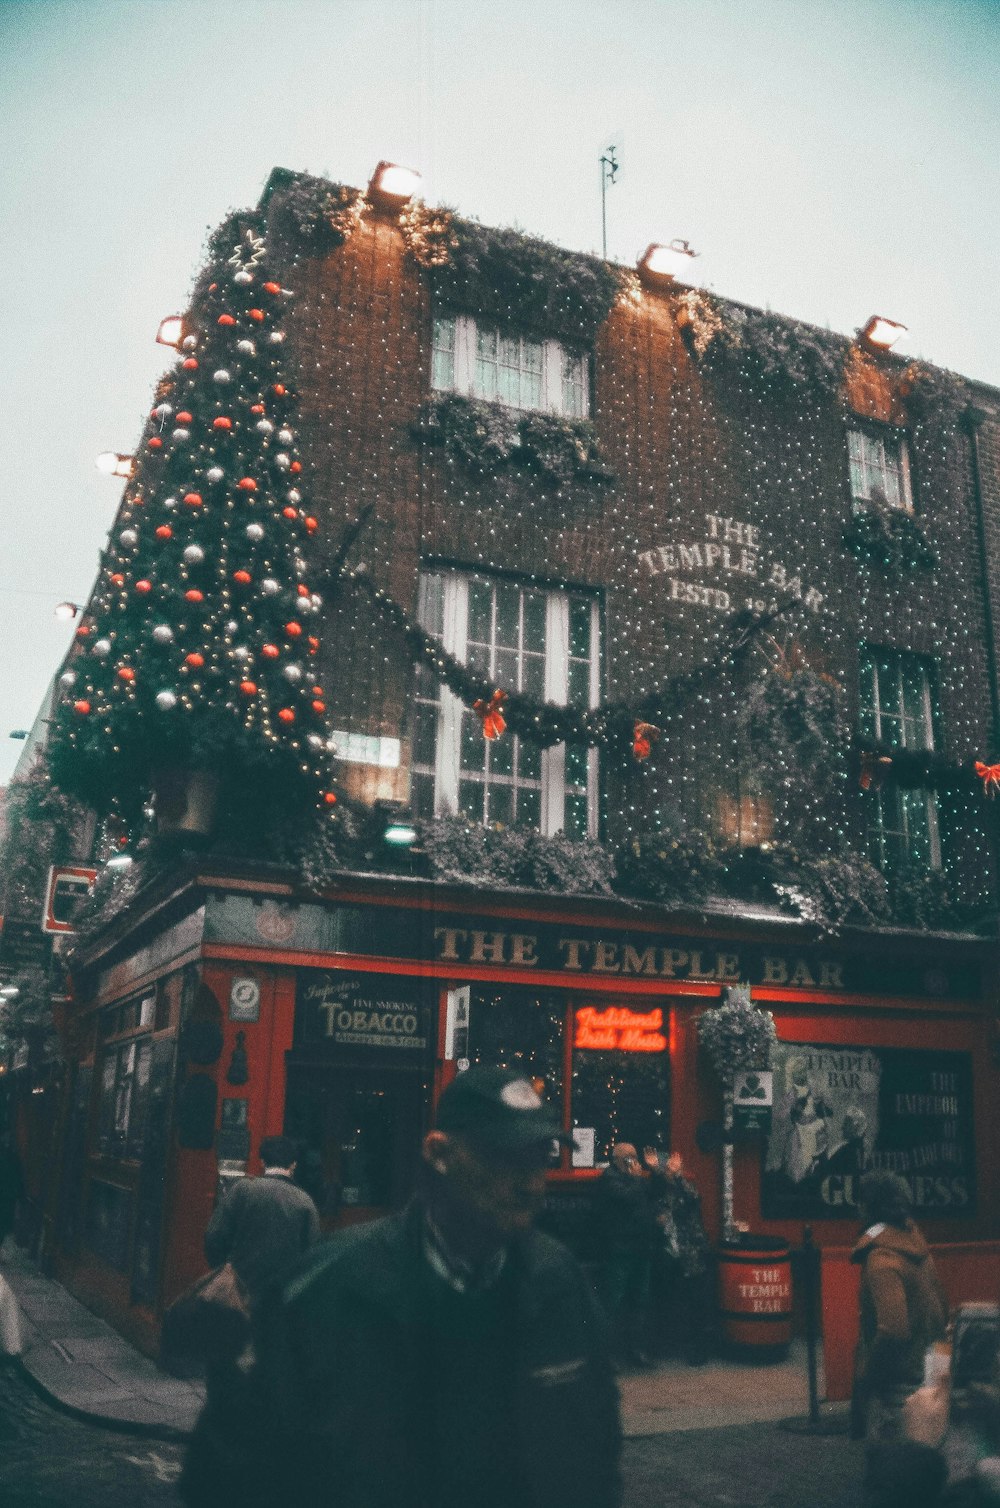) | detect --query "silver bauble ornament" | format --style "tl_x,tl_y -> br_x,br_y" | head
287,488 -> 302,504
282,663 -> 303,682
163,495 -> 178,511
183,544 -> 205,565
206,466 -> 225,483
154,402 -> 173,420
59,670 -> 77,688
256,419 -> 274,436
181,334 -> 198,351
274,453 -> 291,470
233,645 -> 250,661
156,690 -> 178,711
93,638 -> 112,658
245,522 -> 265,542
268,331 -> 286,345
225,620 -> 238,634
277,428 -> 293,444
295,596 -> 313,615
171,427 -> 191,443
151,625 -> 174,645
261,578 -> 280,596
233,269 -> 253,285
119,528 -> 138,548
311,593 -> 322,610
213,368 -> 231,384
306,733 -> 323,750
237,339 -> 256,355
